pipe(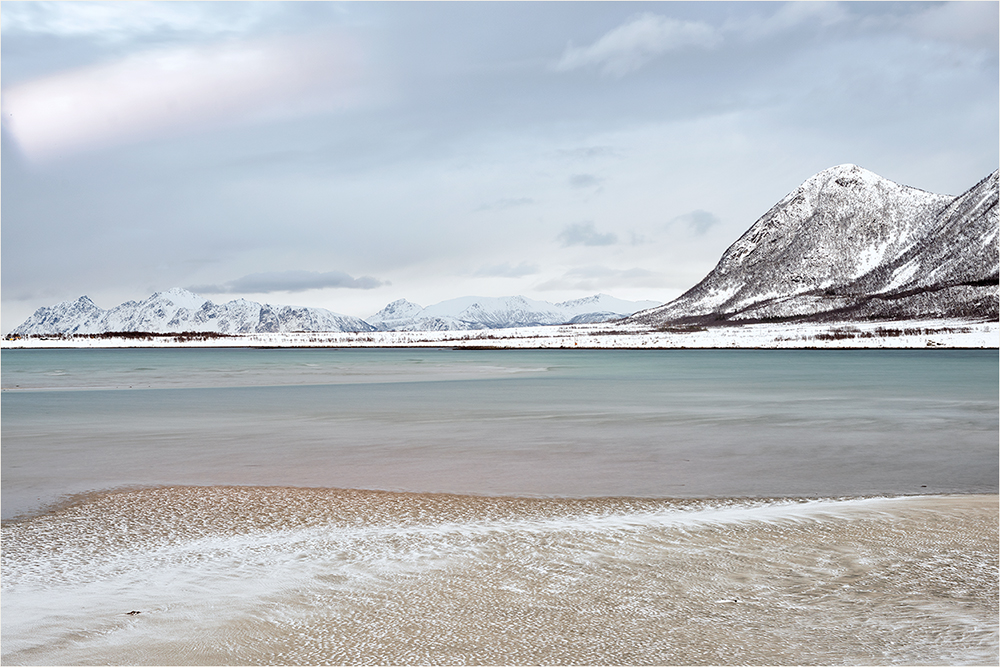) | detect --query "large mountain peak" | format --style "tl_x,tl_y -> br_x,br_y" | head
712,165 -> 948,281
632,166 -> 997,325
802,163 -> 883,187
